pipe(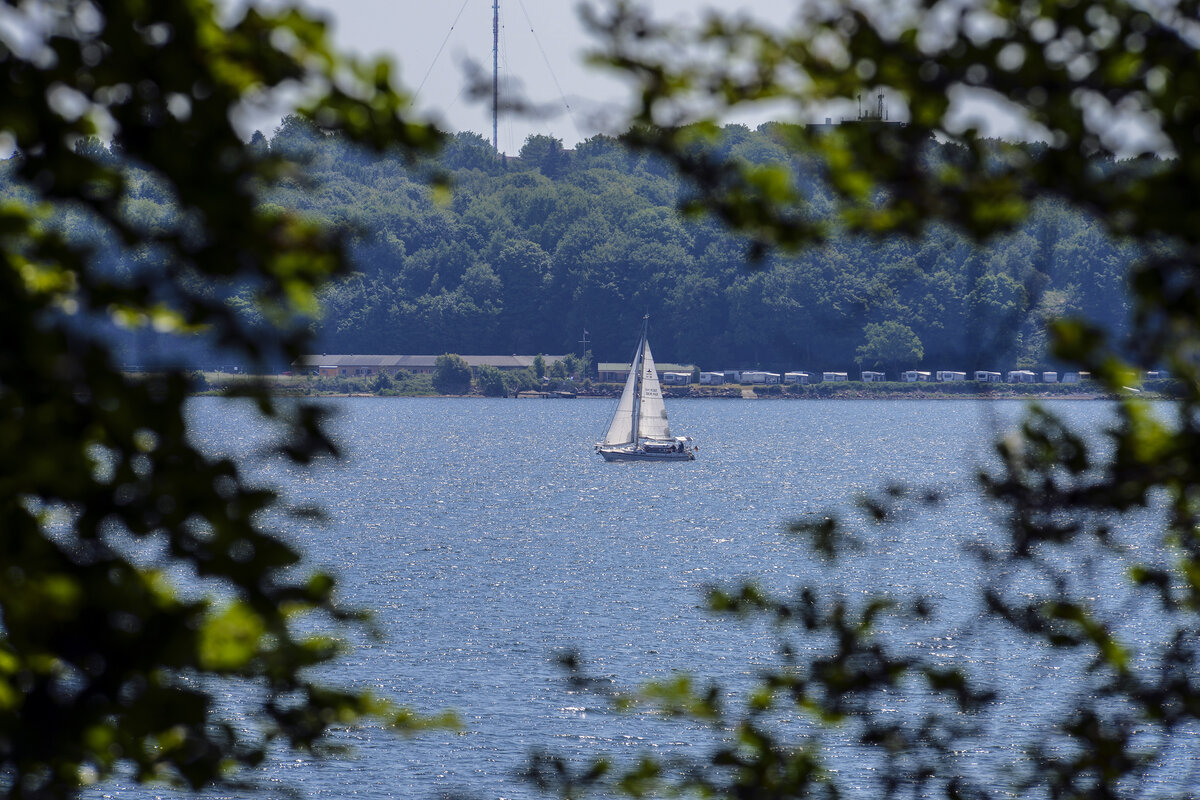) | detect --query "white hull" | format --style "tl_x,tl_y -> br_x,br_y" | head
596,444 -> 695,462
